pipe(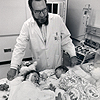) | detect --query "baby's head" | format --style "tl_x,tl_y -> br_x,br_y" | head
23,70 -> 40,84
55,65 -> 69,79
